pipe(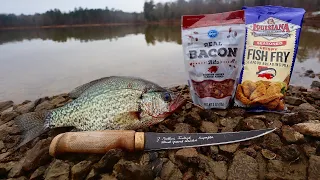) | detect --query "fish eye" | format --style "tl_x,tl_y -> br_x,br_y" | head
163,92 -> 171,101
